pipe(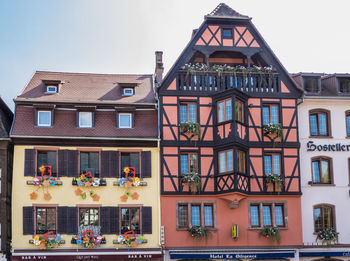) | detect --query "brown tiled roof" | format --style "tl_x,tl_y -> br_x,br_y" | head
15,71 -> 156,104
207,3 -> 249,19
